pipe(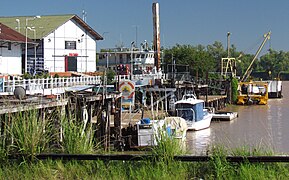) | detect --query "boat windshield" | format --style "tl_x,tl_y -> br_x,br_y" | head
176,108 -> 195,122
182,94 -> 196,100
